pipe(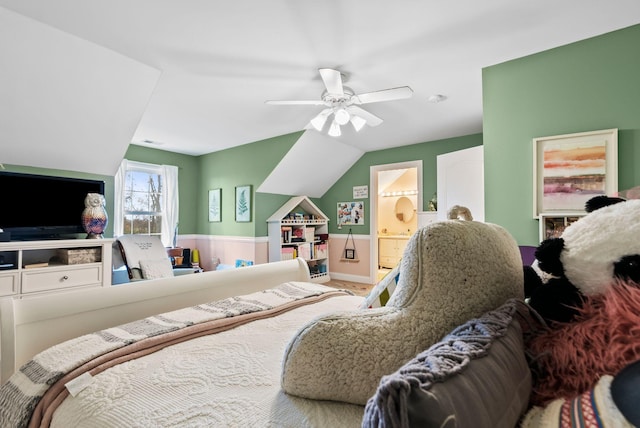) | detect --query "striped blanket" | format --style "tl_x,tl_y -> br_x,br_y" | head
522,375 -> 634,427
0,281 -> 349,428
